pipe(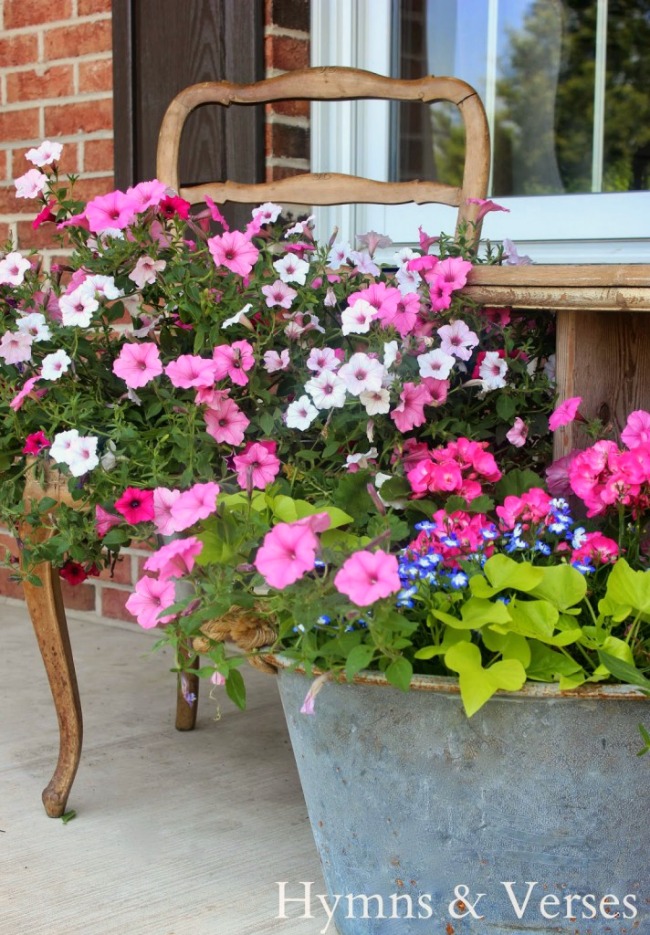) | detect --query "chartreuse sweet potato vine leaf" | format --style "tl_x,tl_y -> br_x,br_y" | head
529,564 -> 587,611
469,554 -> 544,598
599,558 -> 650,621
444,642 -> 526,717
